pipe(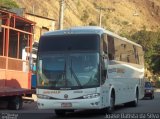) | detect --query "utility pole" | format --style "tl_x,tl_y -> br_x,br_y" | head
96,7 -> 115,27
99,8 -> 102,27
59,0 -> 65,30
32,5 -> 35,14
96,7 -> 107,27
